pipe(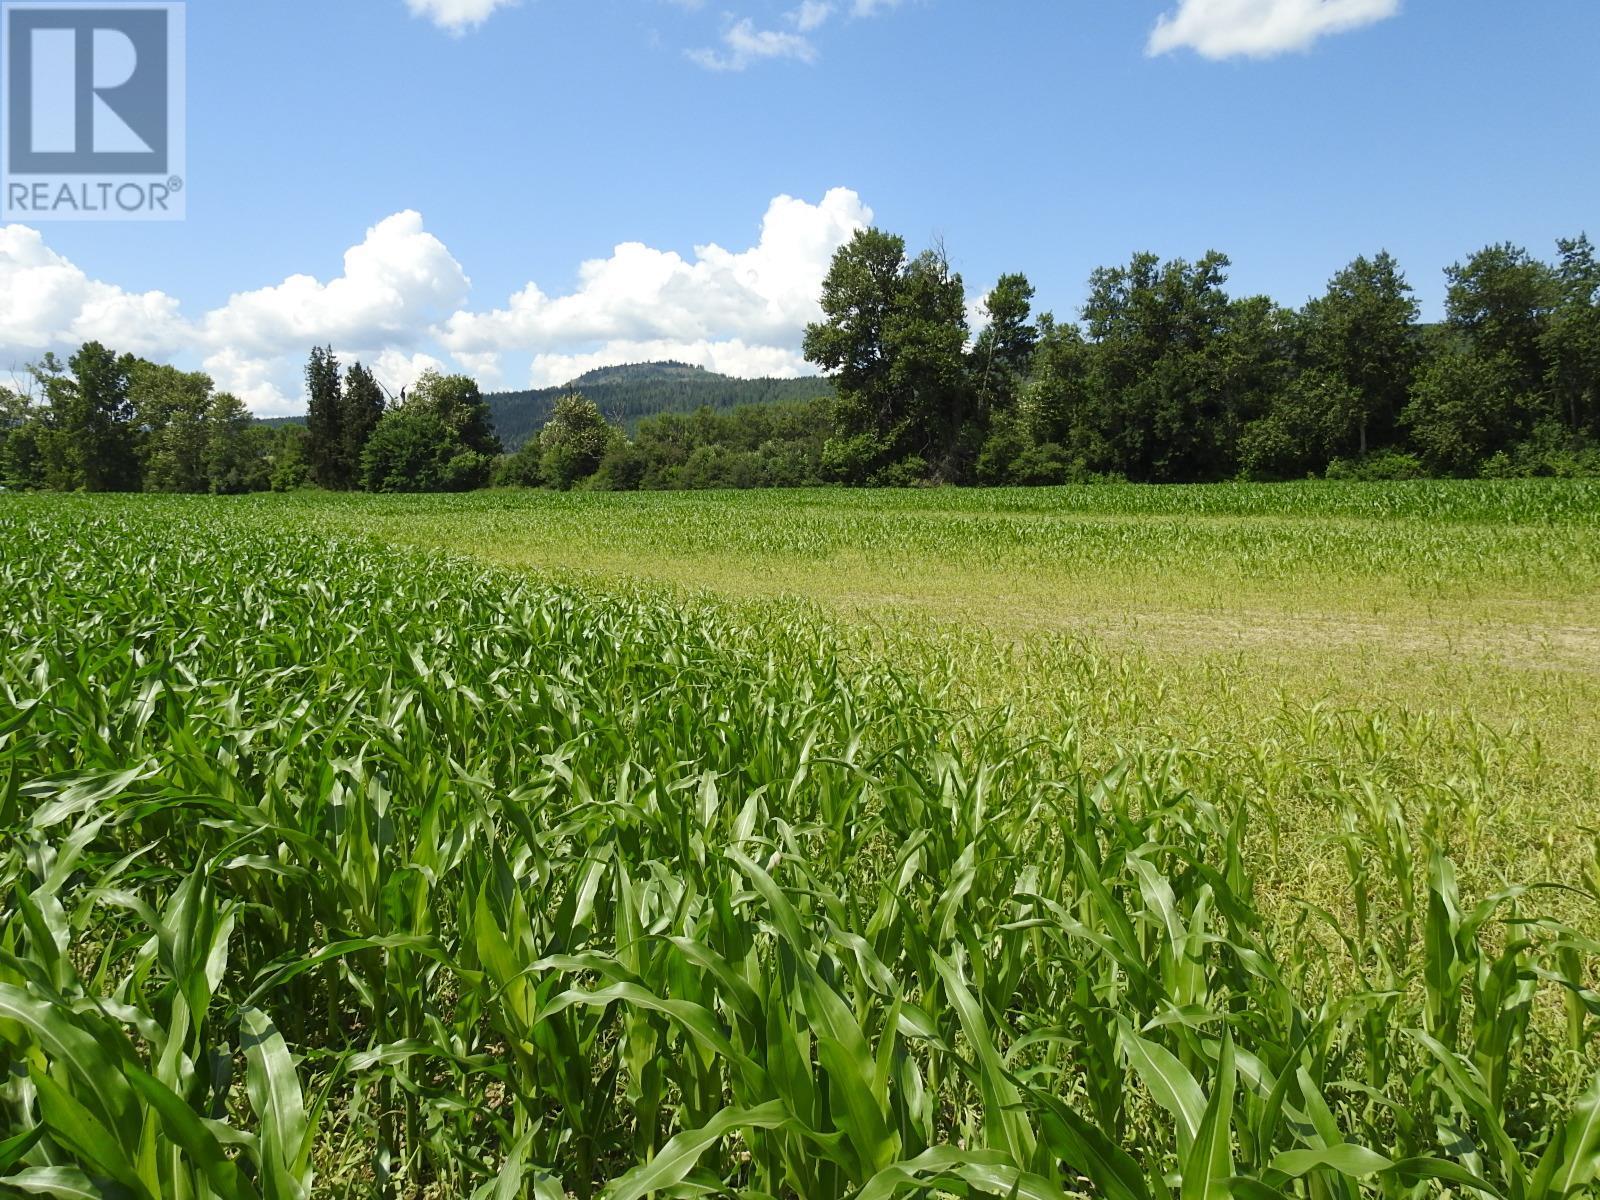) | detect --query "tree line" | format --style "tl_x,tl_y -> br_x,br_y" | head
0,345 -> 304,494
4,231 -> 1596,495
0,345 -> 506,495
494,231 -> 1600,491
498,232 -> 1599,491
900,231 -> 1598,484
